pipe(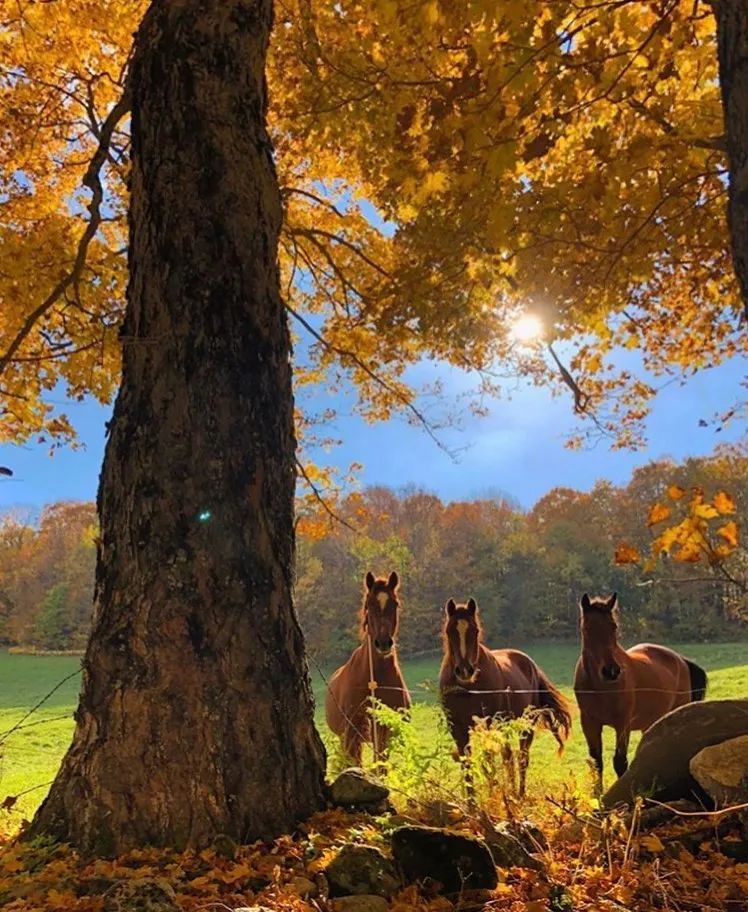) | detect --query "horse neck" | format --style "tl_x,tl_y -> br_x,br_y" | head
478,644 -> 506,686
581,631 -> 625,676
360,634 -> 398,674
